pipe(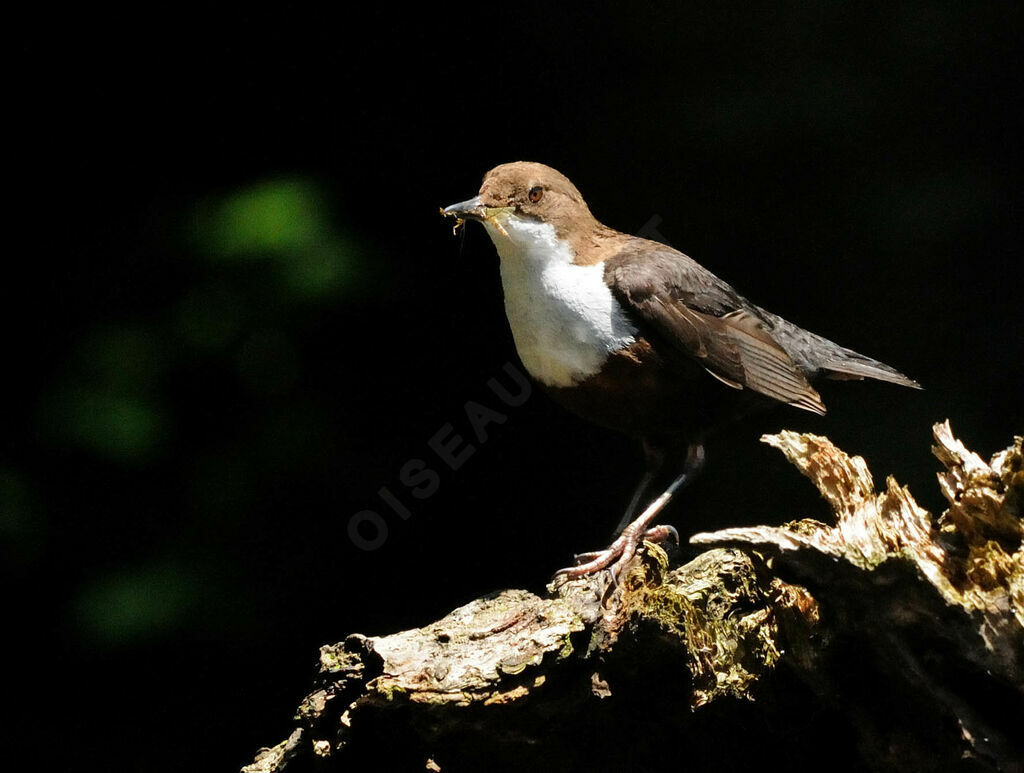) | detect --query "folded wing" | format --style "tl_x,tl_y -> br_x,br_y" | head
604,239 -> 826,414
